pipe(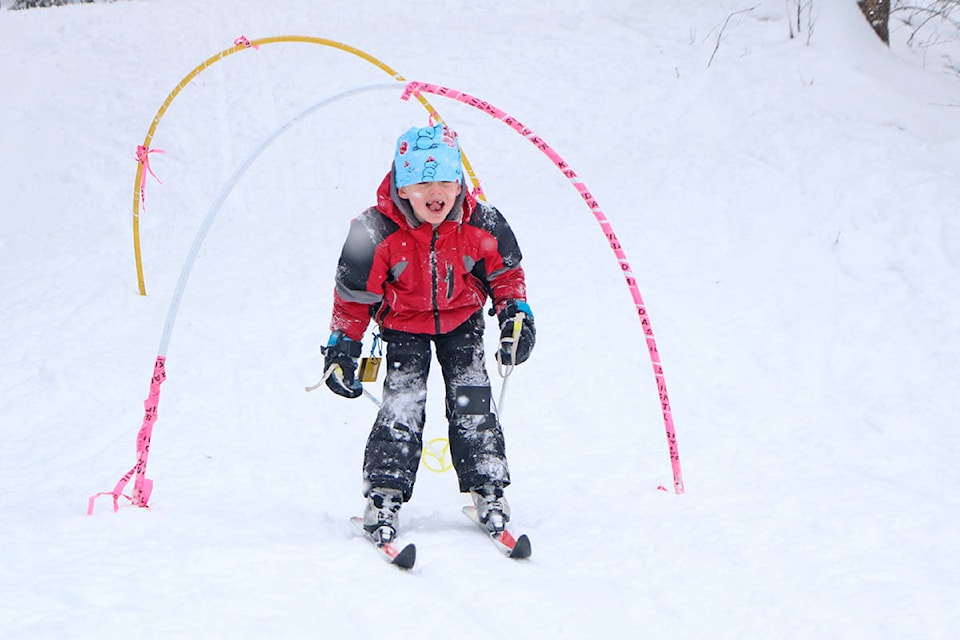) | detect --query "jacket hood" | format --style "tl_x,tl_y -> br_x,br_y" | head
375,167 -> 474,230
